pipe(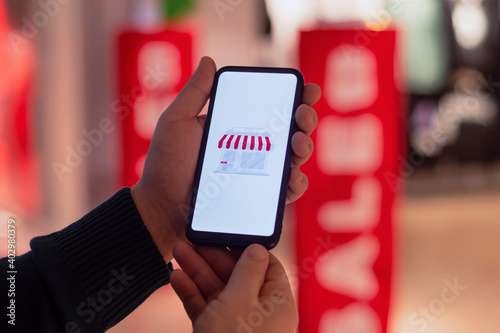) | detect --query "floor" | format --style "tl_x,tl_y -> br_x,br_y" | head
391,192 -> 500,333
